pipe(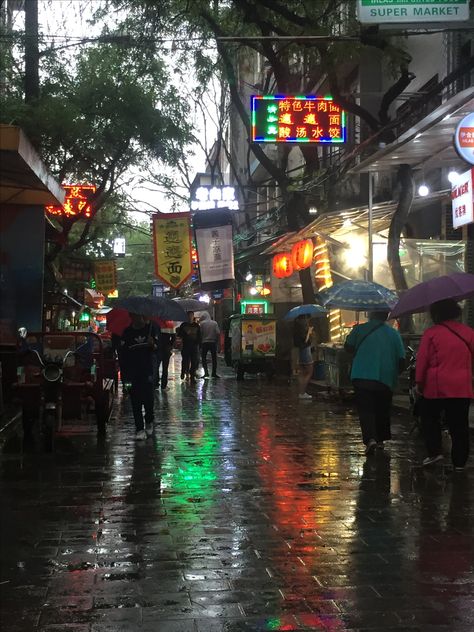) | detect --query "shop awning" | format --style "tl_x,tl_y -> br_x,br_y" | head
350,88 -> 474,174
261,190 -> 451,254
84,288 -> 105,307
0,125 -> 65,206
